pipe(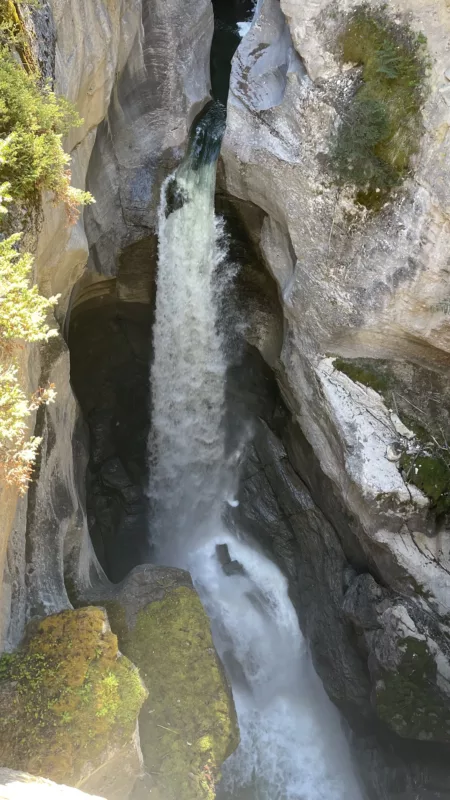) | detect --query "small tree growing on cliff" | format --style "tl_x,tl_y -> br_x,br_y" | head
0,8 -> 93,491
